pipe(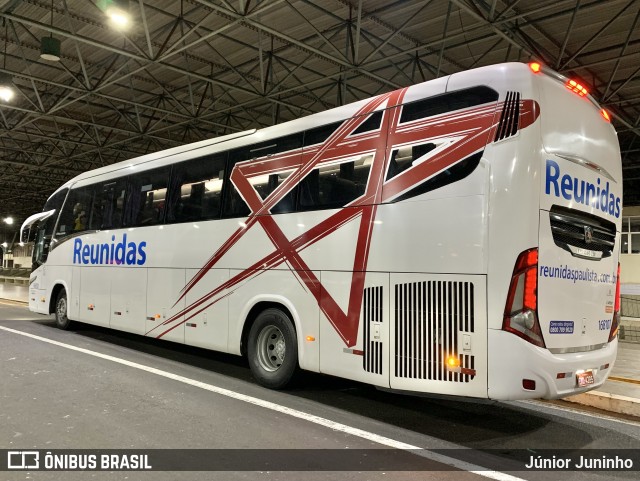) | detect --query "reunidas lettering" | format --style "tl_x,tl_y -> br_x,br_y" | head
73,234 -> 147,266
545,159 -> 621,218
